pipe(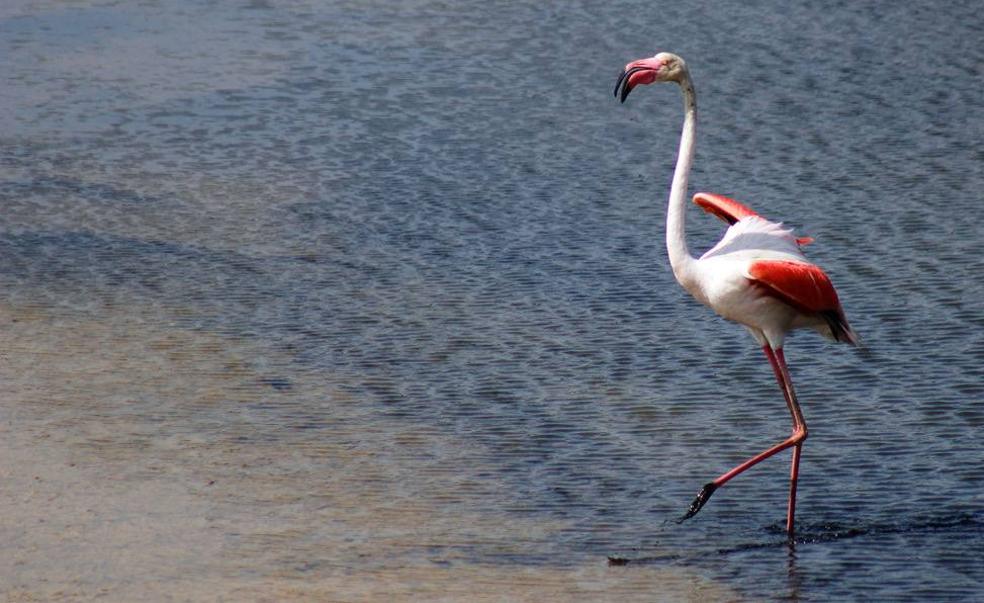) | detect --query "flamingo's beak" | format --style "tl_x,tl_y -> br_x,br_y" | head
613,57 -> 664,103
